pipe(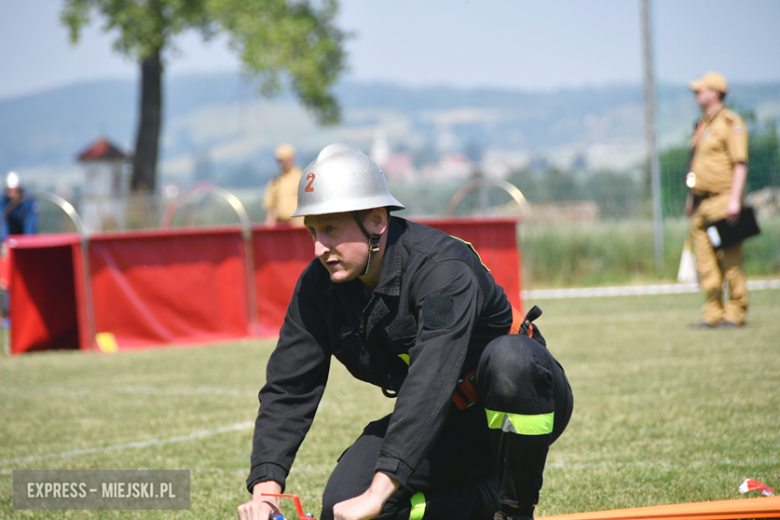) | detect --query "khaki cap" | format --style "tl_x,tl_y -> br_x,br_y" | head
275,143 -> 296,160
688,71 -> 728,94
